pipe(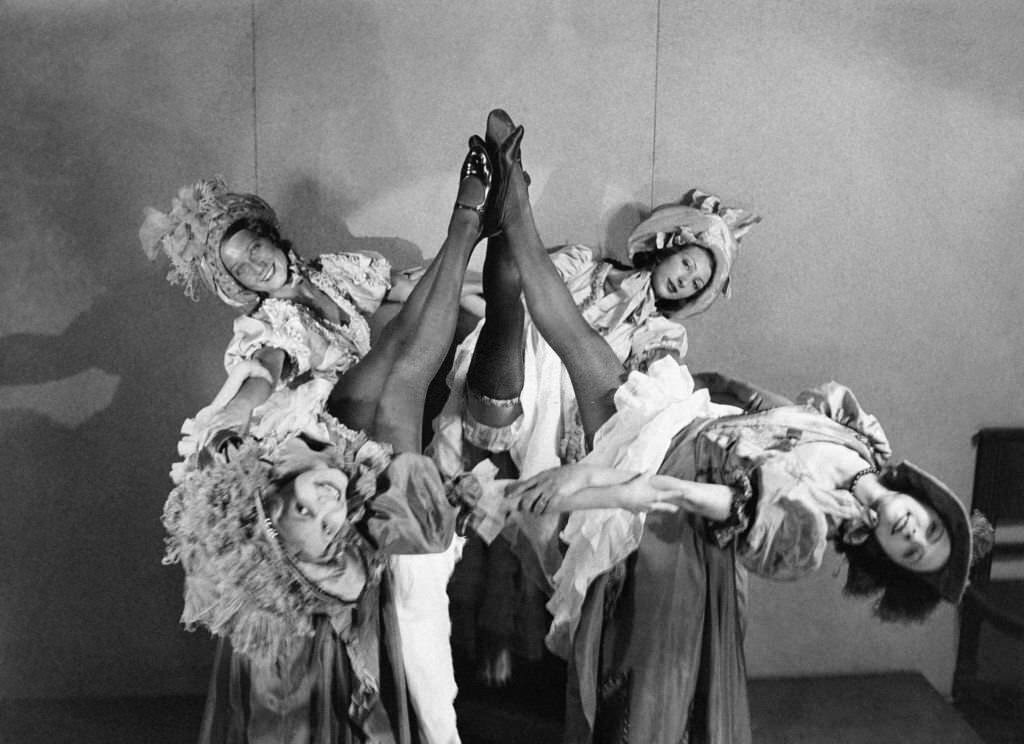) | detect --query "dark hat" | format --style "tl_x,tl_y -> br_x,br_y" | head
883,460 -> 971,603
